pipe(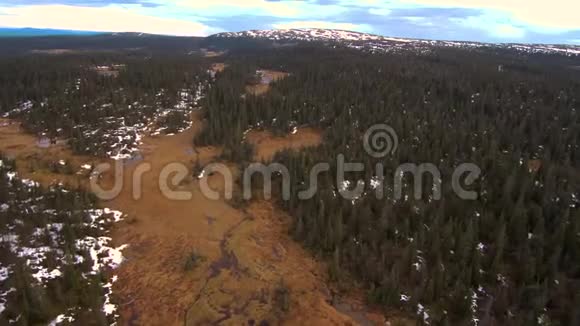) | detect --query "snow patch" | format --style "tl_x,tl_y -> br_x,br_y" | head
49,313 -> 75,326
416,303 -> 430,325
